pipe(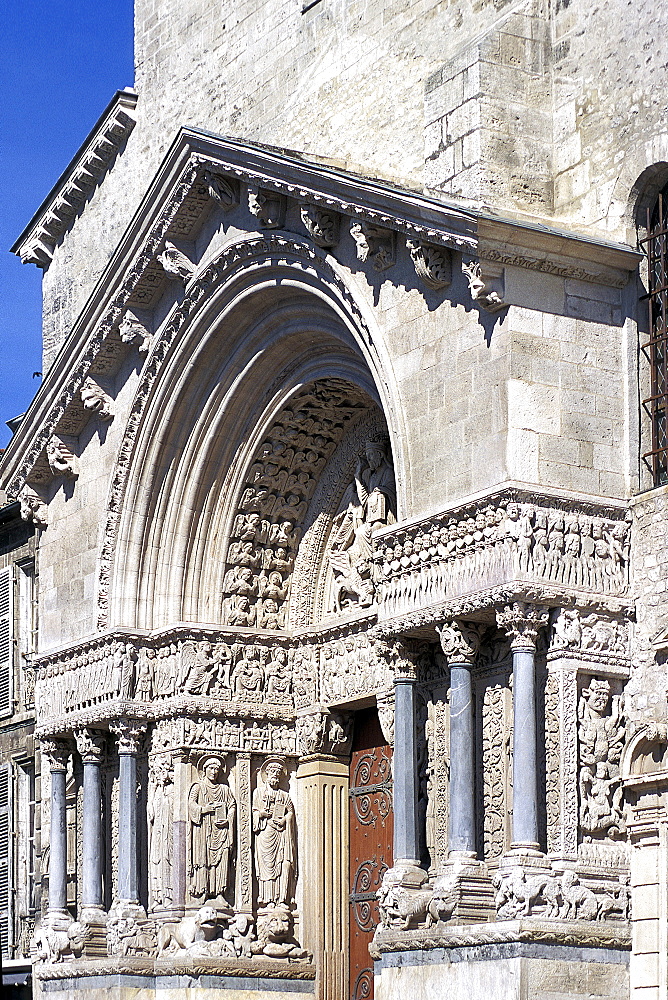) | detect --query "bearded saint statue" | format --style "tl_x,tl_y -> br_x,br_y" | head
188,757 -> 236,905
252,758 -> 296,906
